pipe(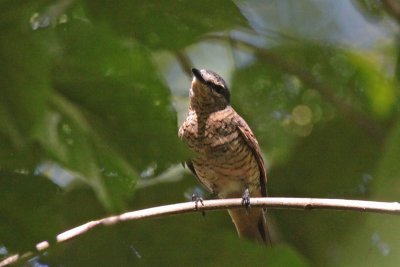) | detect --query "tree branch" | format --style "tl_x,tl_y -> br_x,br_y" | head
175,50 -> 193,77
1,197 -> 399,266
